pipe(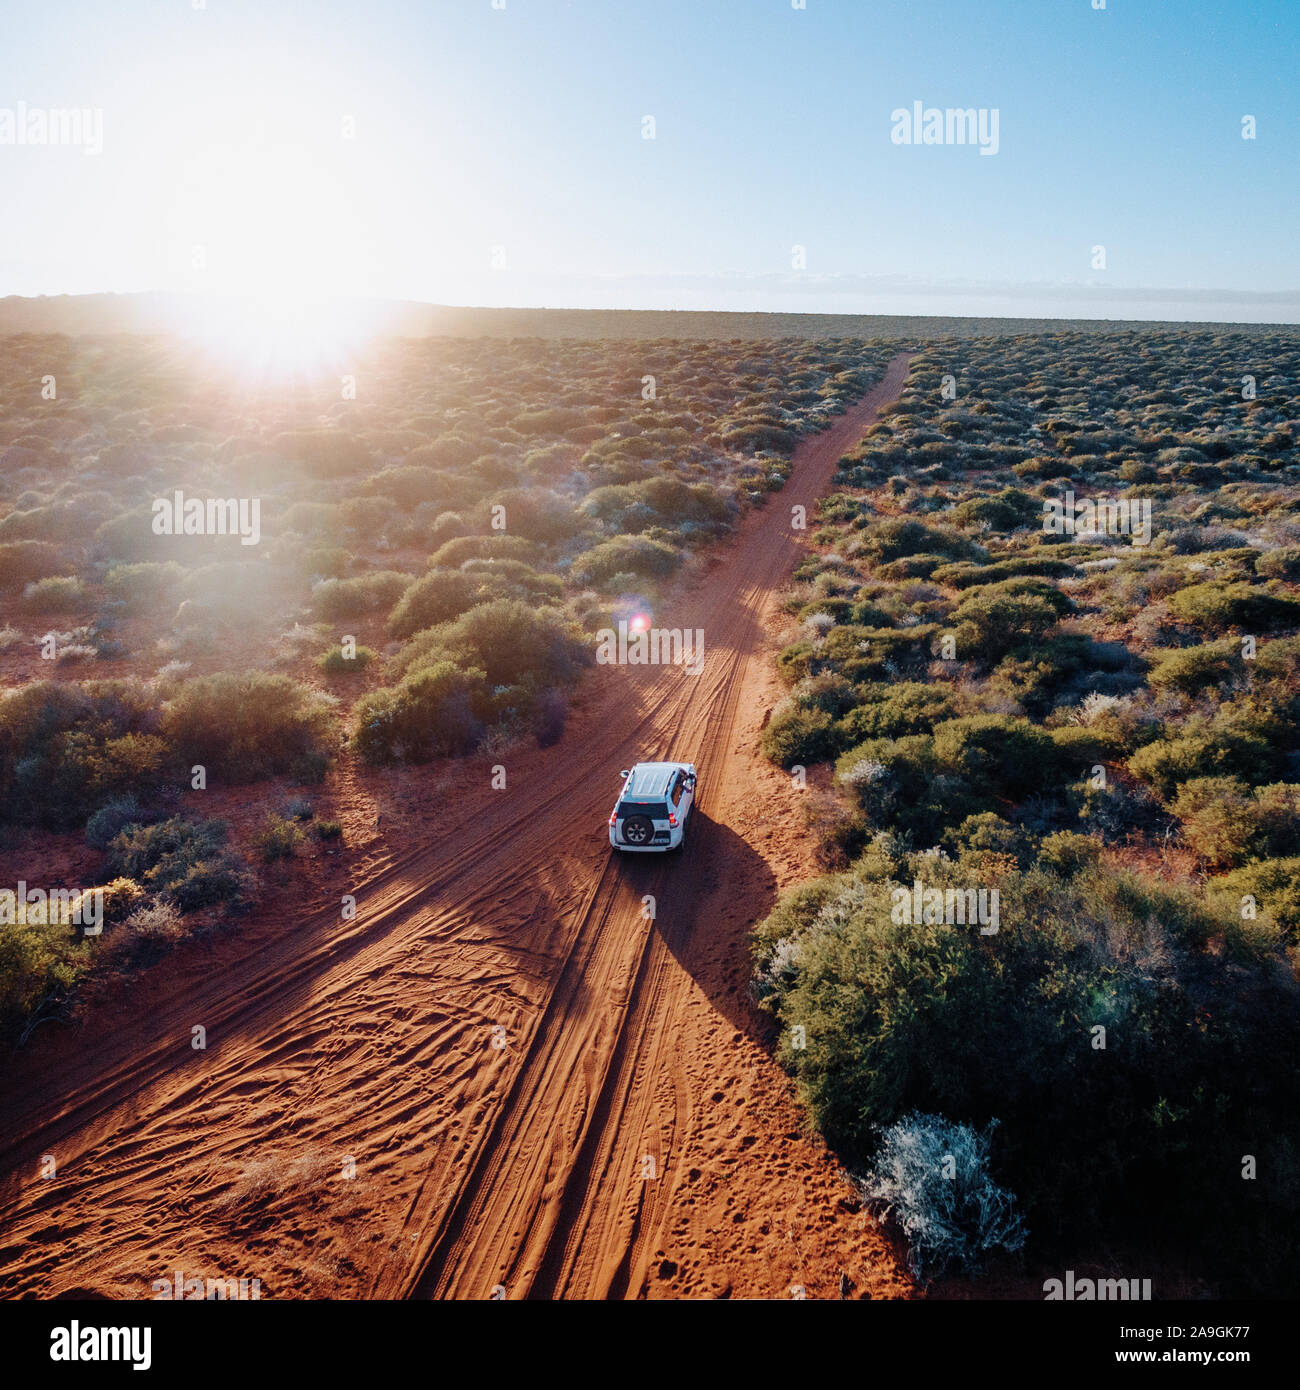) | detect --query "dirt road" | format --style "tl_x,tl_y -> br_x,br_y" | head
0,351 -> 913,1301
